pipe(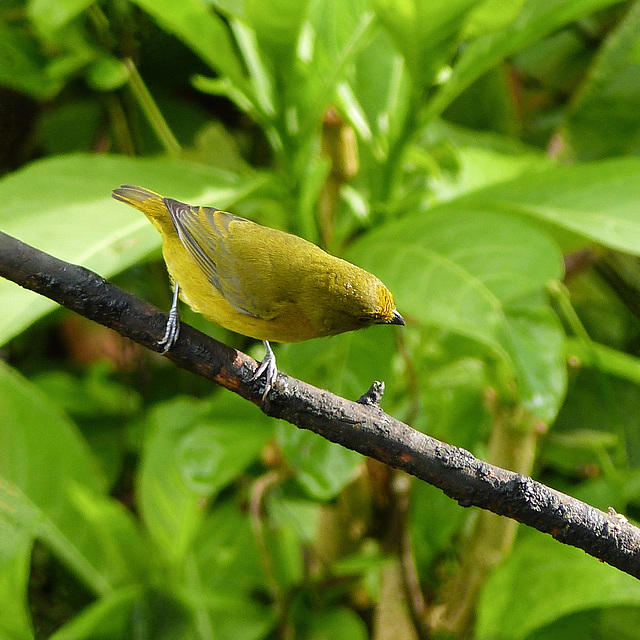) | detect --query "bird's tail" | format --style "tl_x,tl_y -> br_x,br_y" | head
112,184 -> 172,232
